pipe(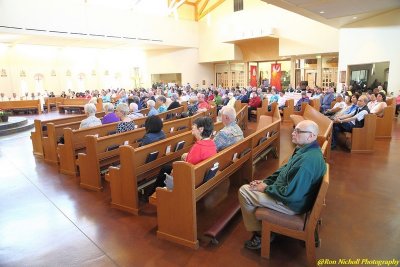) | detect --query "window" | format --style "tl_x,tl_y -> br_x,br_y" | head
234,0 -> 243,12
